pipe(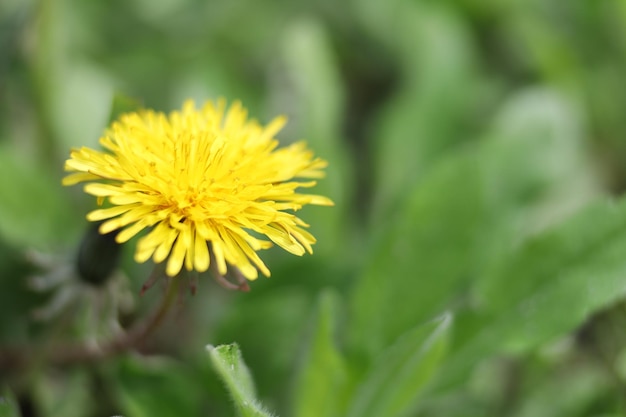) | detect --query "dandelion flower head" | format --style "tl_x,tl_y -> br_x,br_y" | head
63,99 -> 333,279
